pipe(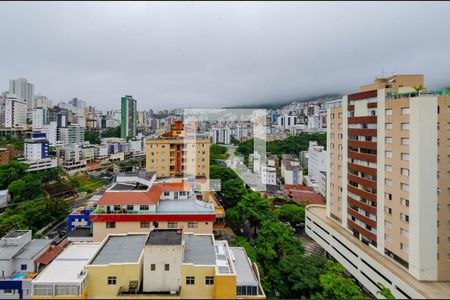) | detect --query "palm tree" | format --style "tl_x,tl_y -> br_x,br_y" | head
413,85 -> 426,92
